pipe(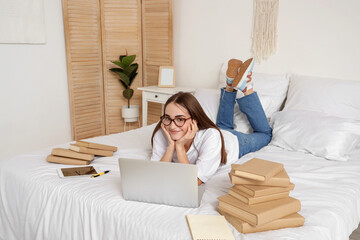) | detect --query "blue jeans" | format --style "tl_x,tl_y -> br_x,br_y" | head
216,88 -> 272,158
